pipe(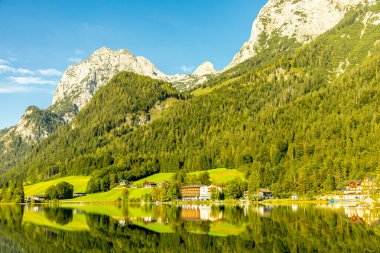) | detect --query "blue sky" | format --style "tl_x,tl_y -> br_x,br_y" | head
0,0 -> 267,129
